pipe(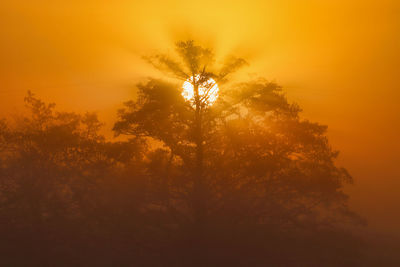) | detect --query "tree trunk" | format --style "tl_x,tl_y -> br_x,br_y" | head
193,82 -> 206,227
